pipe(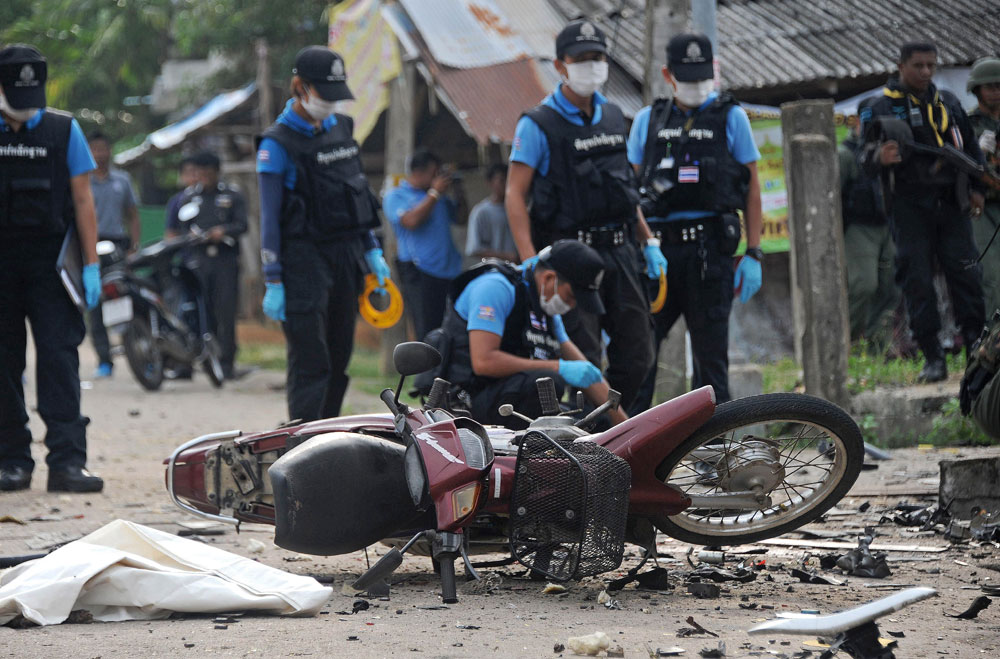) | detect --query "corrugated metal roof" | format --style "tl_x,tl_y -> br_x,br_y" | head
494,0 -> 566,60
398,0 -> 535,68
547,0 -> 1000,93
